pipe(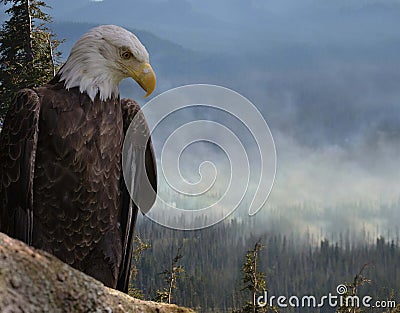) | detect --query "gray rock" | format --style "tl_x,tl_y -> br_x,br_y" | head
0,232 -> 195,313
